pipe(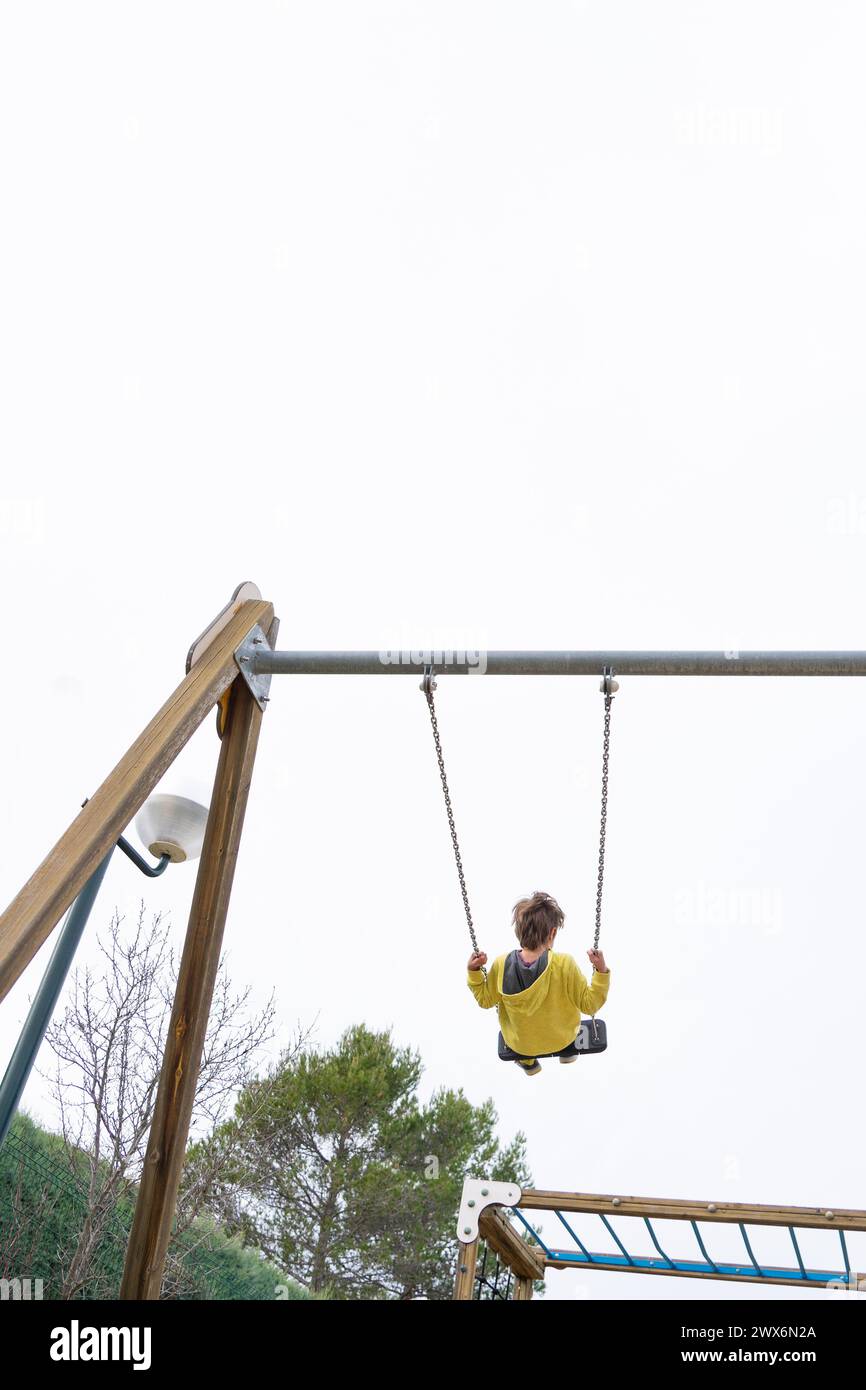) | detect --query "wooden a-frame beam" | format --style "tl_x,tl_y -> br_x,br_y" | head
120,615 -> 277,1299
0,598 -> 273,1004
